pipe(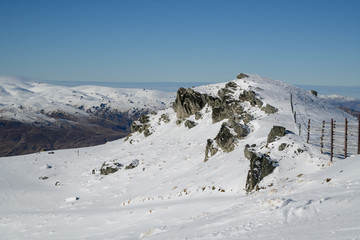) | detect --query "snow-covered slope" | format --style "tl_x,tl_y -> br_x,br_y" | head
1,74 -> 359,239
0,76 -> 175,156
0,75 -> 174,123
